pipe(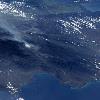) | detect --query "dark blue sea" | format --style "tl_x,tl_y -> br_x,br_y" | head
19,73 -> 100,100
0,73 -> 100,100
